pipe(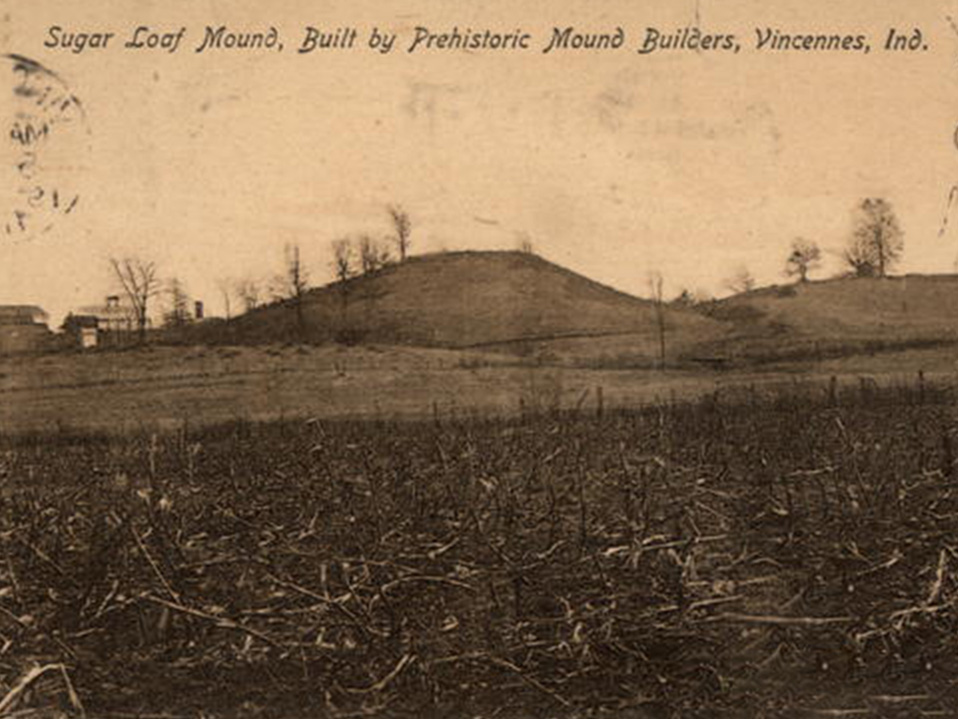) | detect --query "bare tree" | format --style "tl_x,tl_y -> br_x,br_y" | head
164,277 -> 191,328
844,197 -> 904,278
649,271 -> 667,370
516,232 -> 535,254
332,238 -> 353,285
331,238 -> 354,316
358,235 -> 374,274
784,238 -> 822,283
387,205 -> 412,261
216,278 -> 233,320
279,243 -> 309,333
235,278 -> 261,313
725,266 -> 757,294
110,257 -> 160,343
358,235 -> 390,274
